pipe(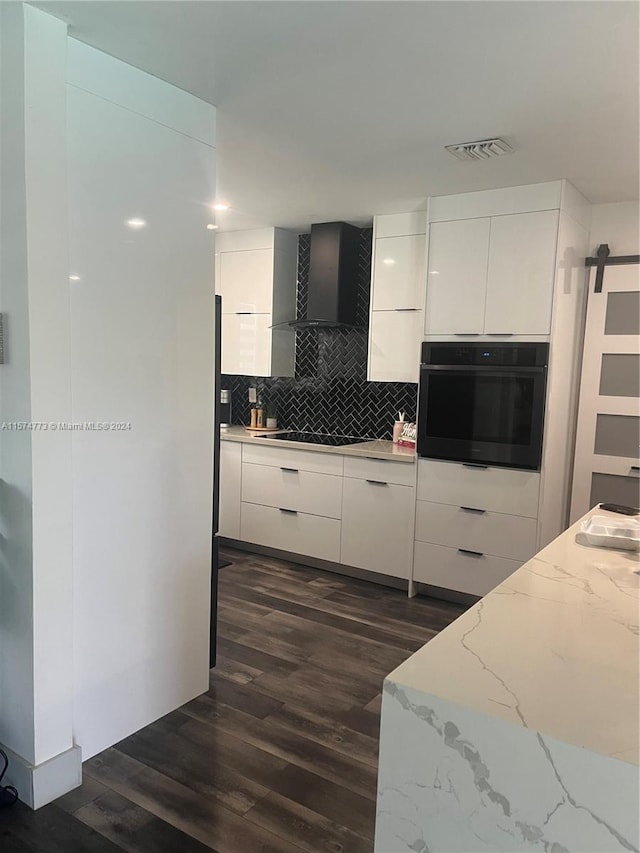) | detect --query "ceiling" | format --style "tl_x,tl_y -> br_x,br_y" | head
39,0 -> 639,232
